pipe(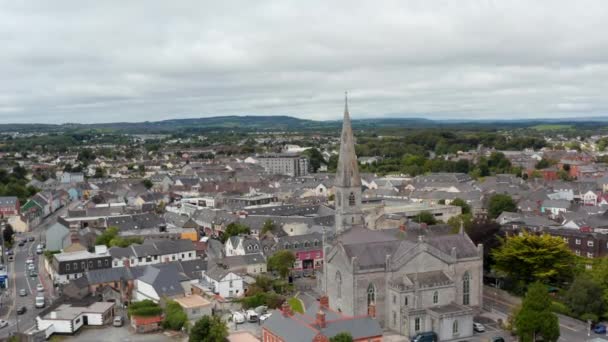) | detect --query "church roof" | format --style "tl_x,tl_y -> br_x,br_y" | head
335,94 -> 361,189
